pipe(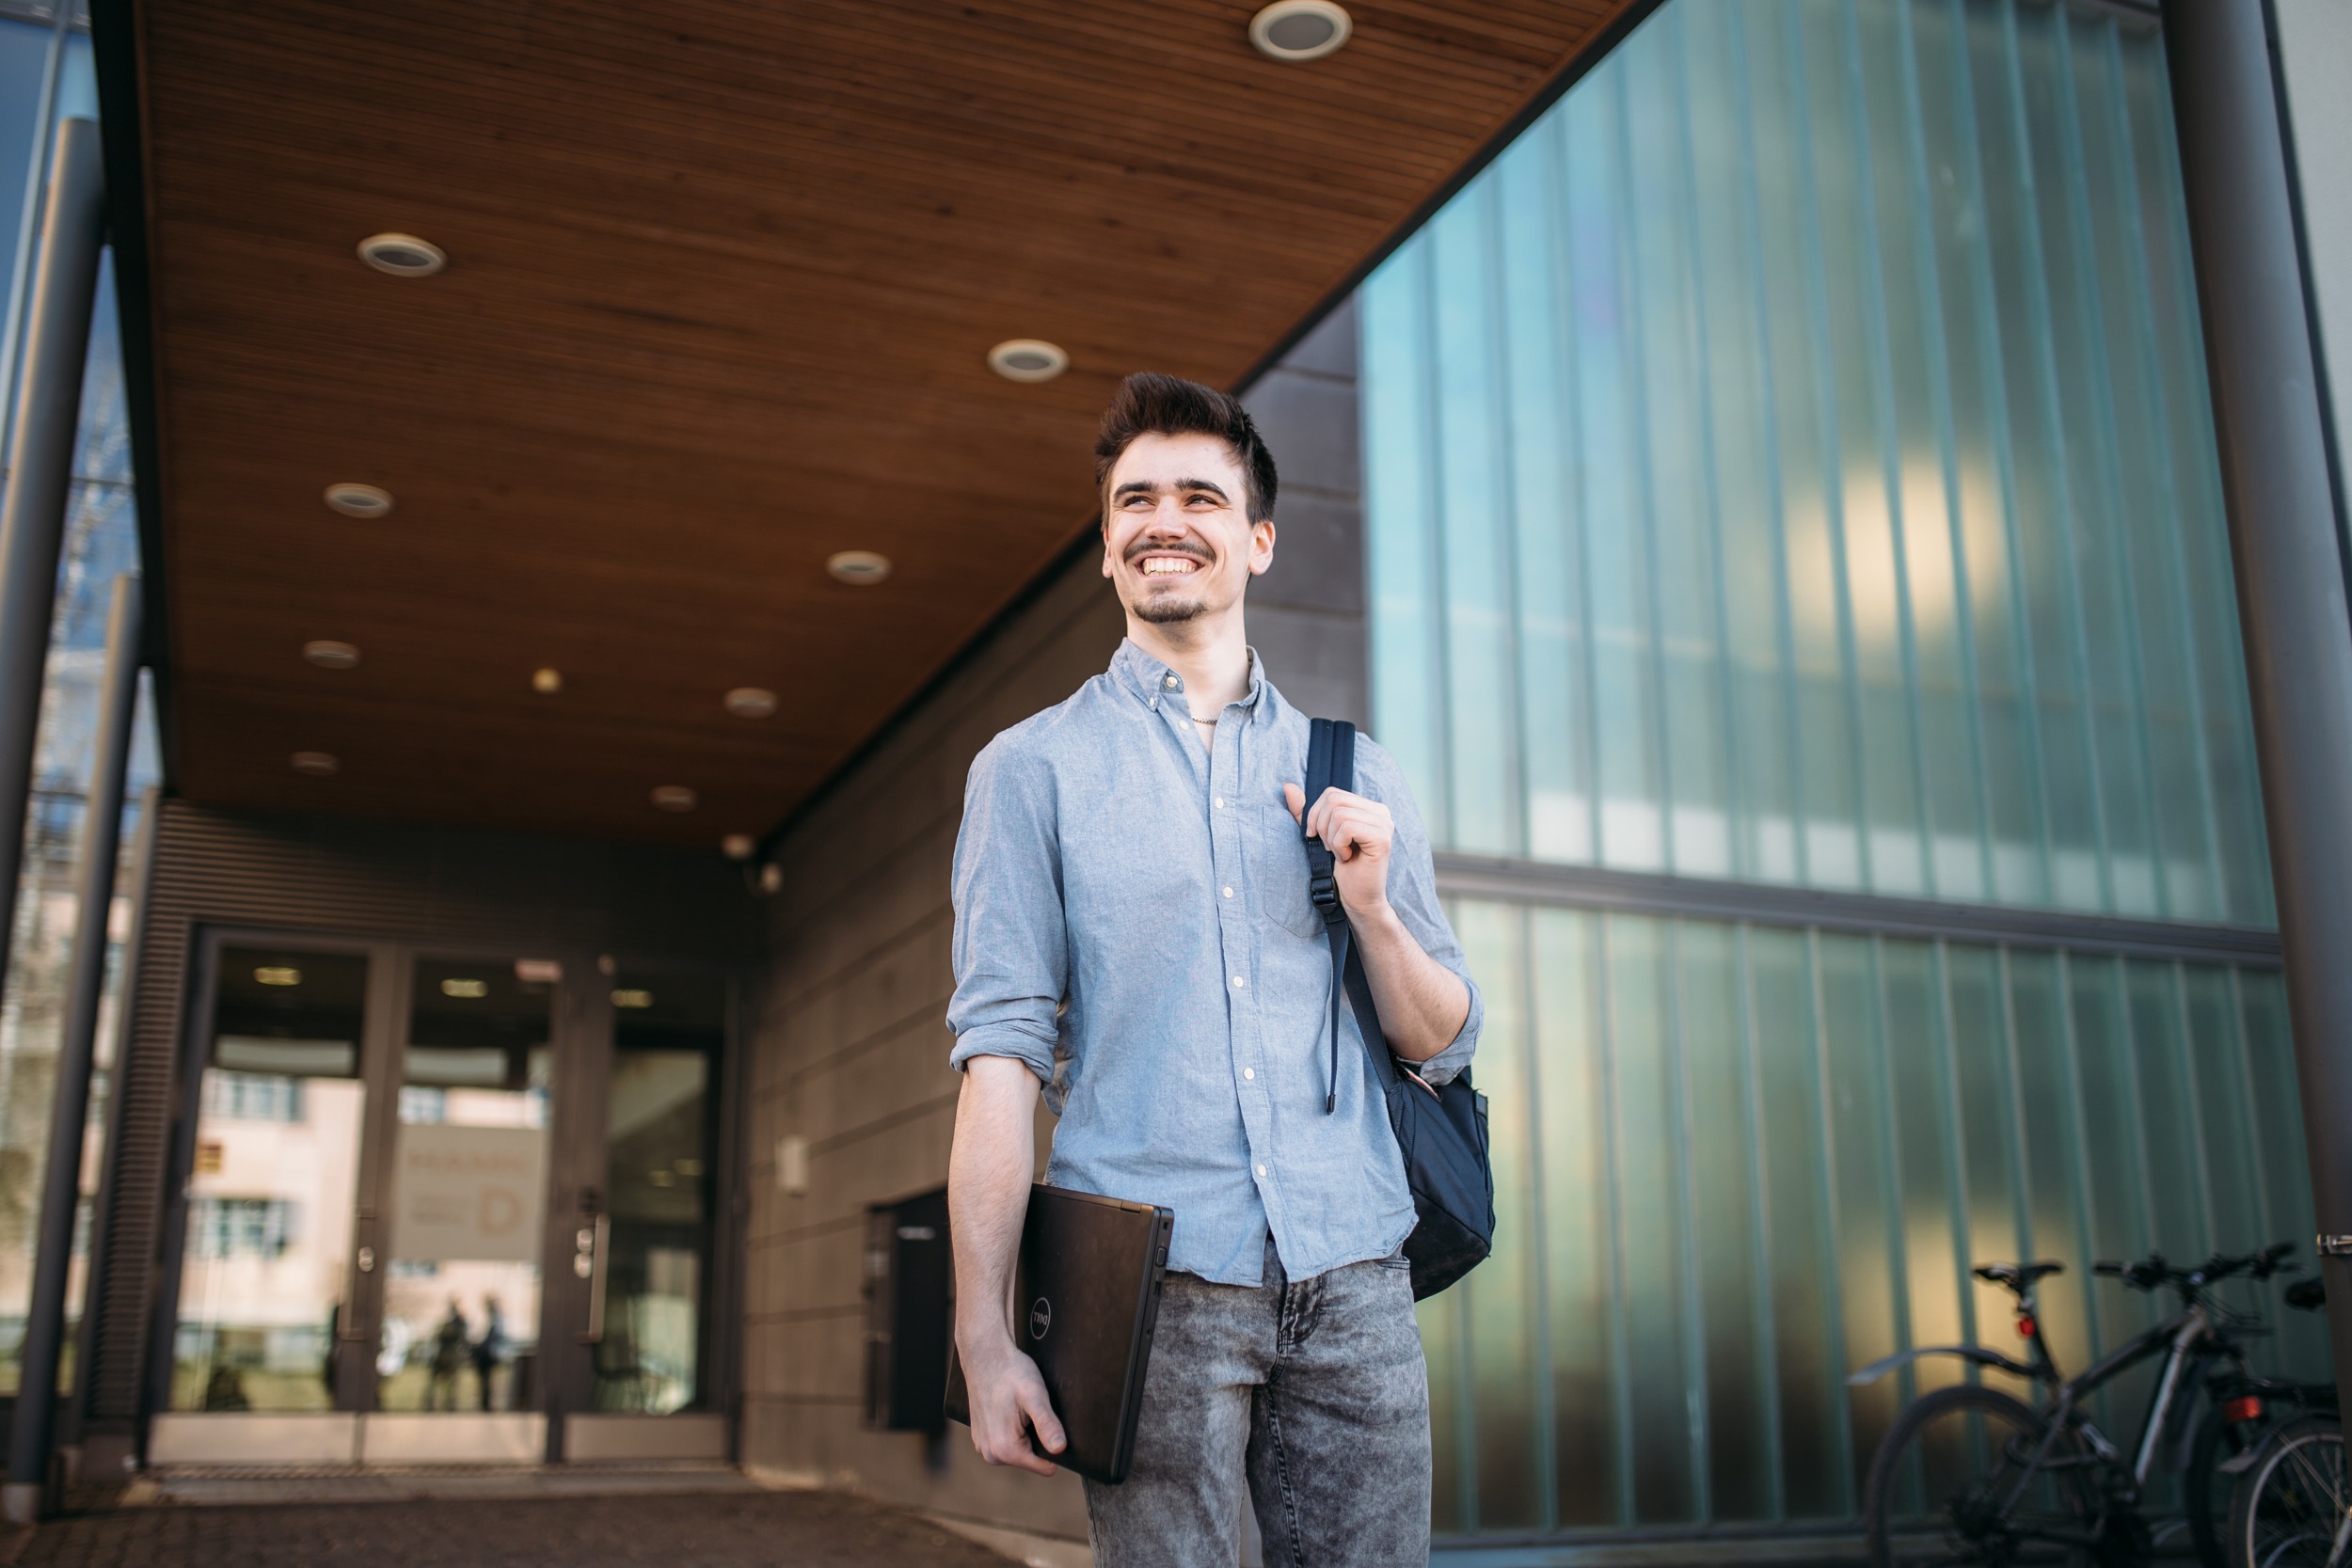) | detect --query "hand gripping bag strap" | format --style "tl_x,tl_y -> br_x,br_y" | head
1304,720 -> 1388,1112
1303,719 -> 1496,1299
